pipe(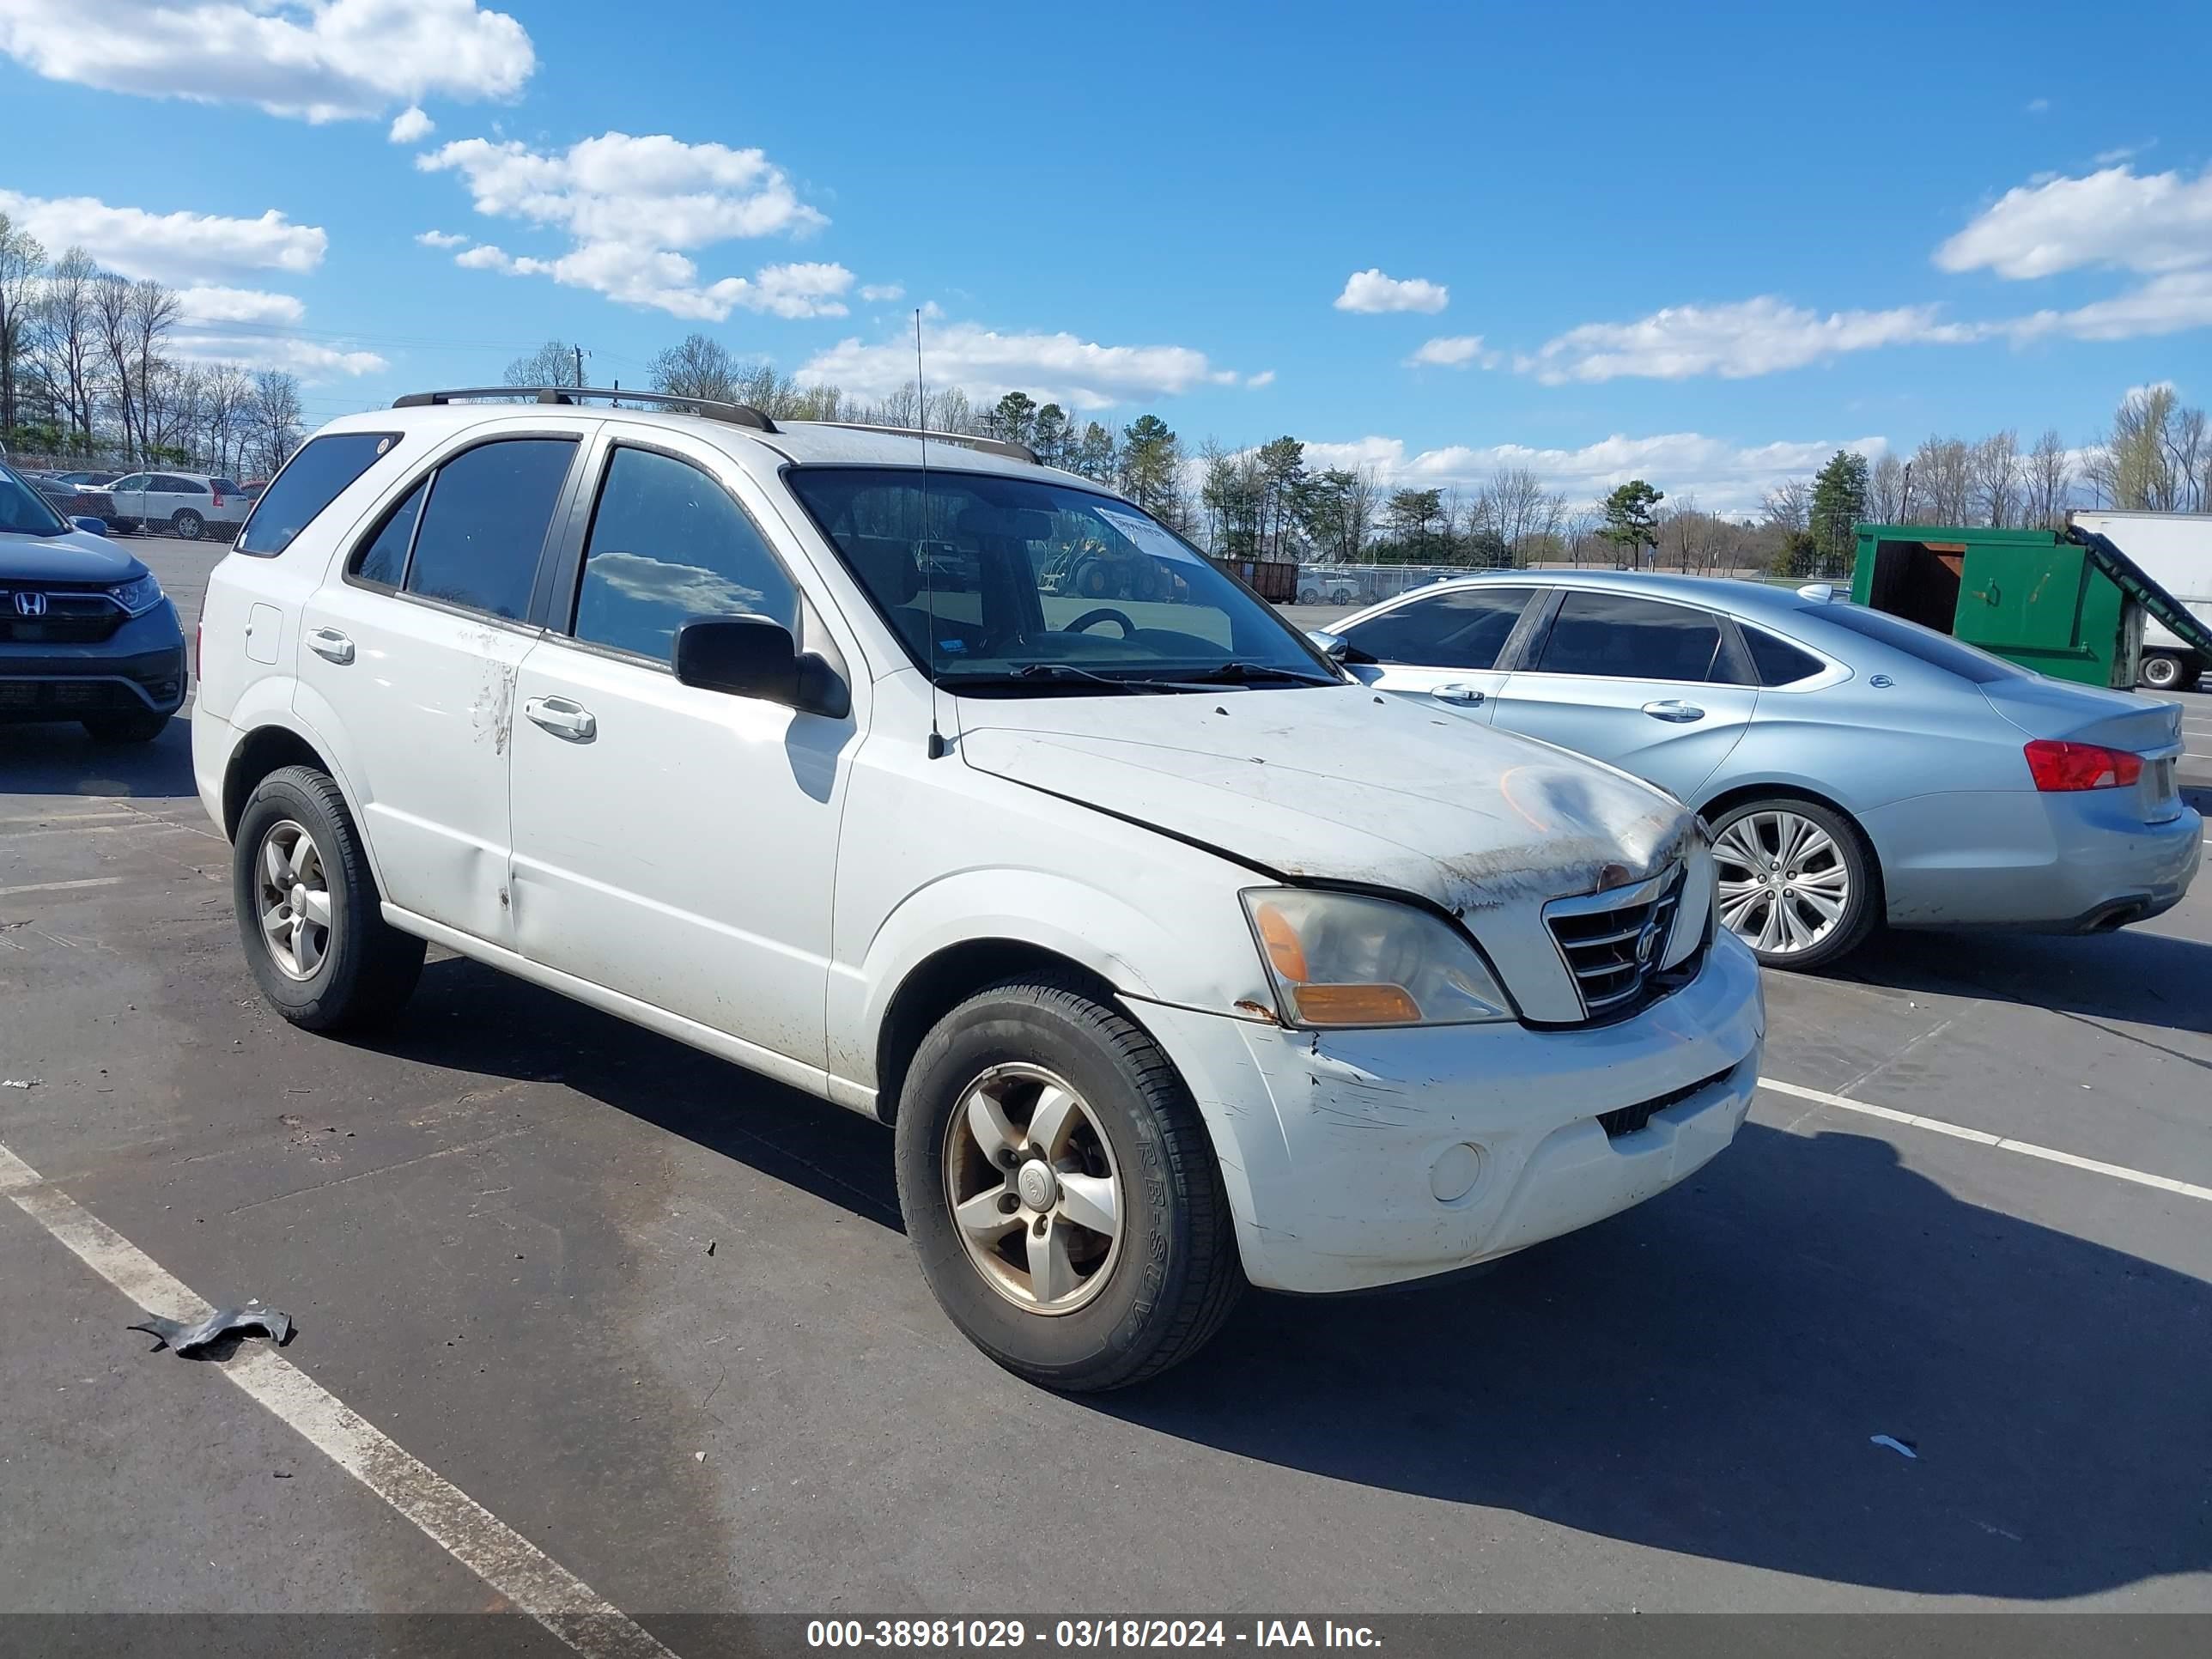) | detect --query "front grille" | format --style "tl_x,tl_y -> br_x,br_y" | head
0,588 -> 125,644
1598,1064 -> 1735,1139
1546,865 -> 1686,1021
